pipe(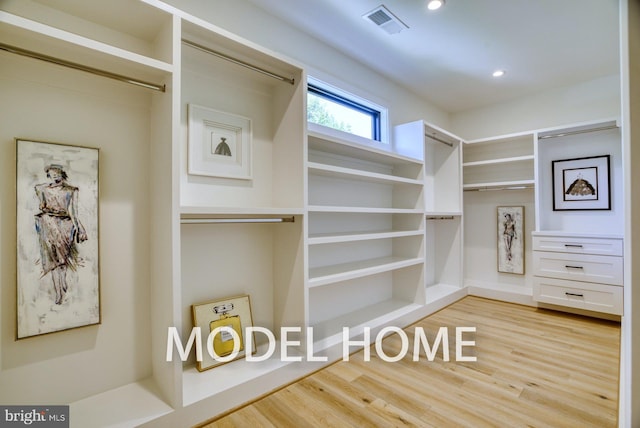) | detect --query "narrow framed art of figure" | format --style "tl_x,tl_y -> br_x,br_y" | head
192,294 -> 256,371
552,154 -> 611,211
16,139 -> 100,339
497,206 -> 524,275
